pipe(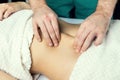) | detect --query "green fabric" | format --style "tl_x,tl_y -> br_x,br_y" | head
46,0 -> 98,19
46,0 -> 74,18
74,0 -> 98,19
